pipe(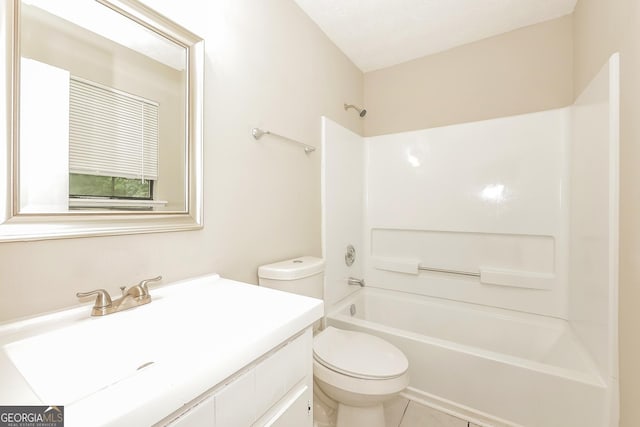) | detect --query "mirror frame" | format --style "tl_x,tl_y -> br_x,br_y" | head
0,0 -> 204,241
